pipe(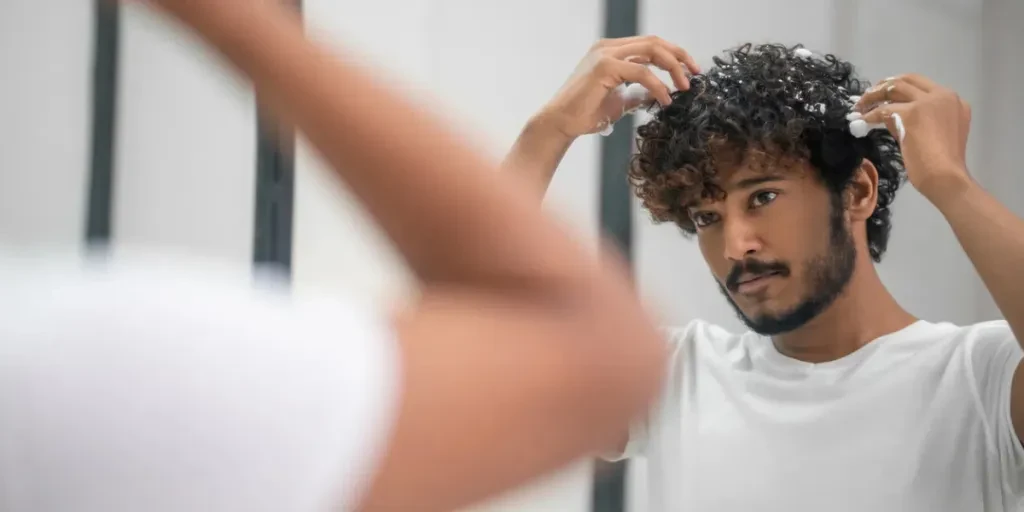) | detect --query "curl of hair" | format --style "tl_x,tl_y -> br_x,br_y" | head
629,43 -> 906,261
